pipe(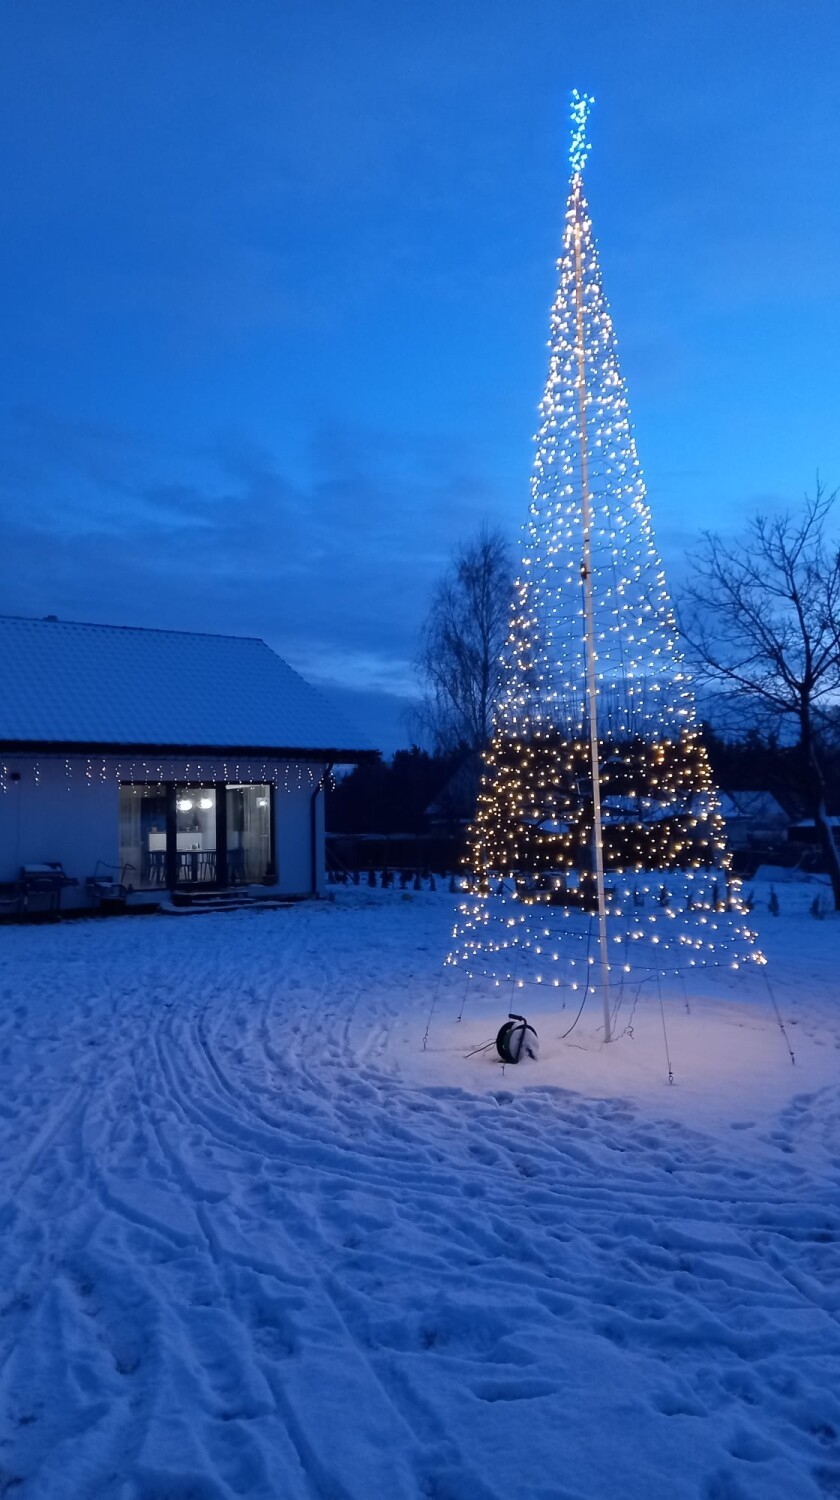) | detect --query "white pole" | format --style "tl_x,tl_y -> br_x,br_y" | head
572,175 -> 612,1042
